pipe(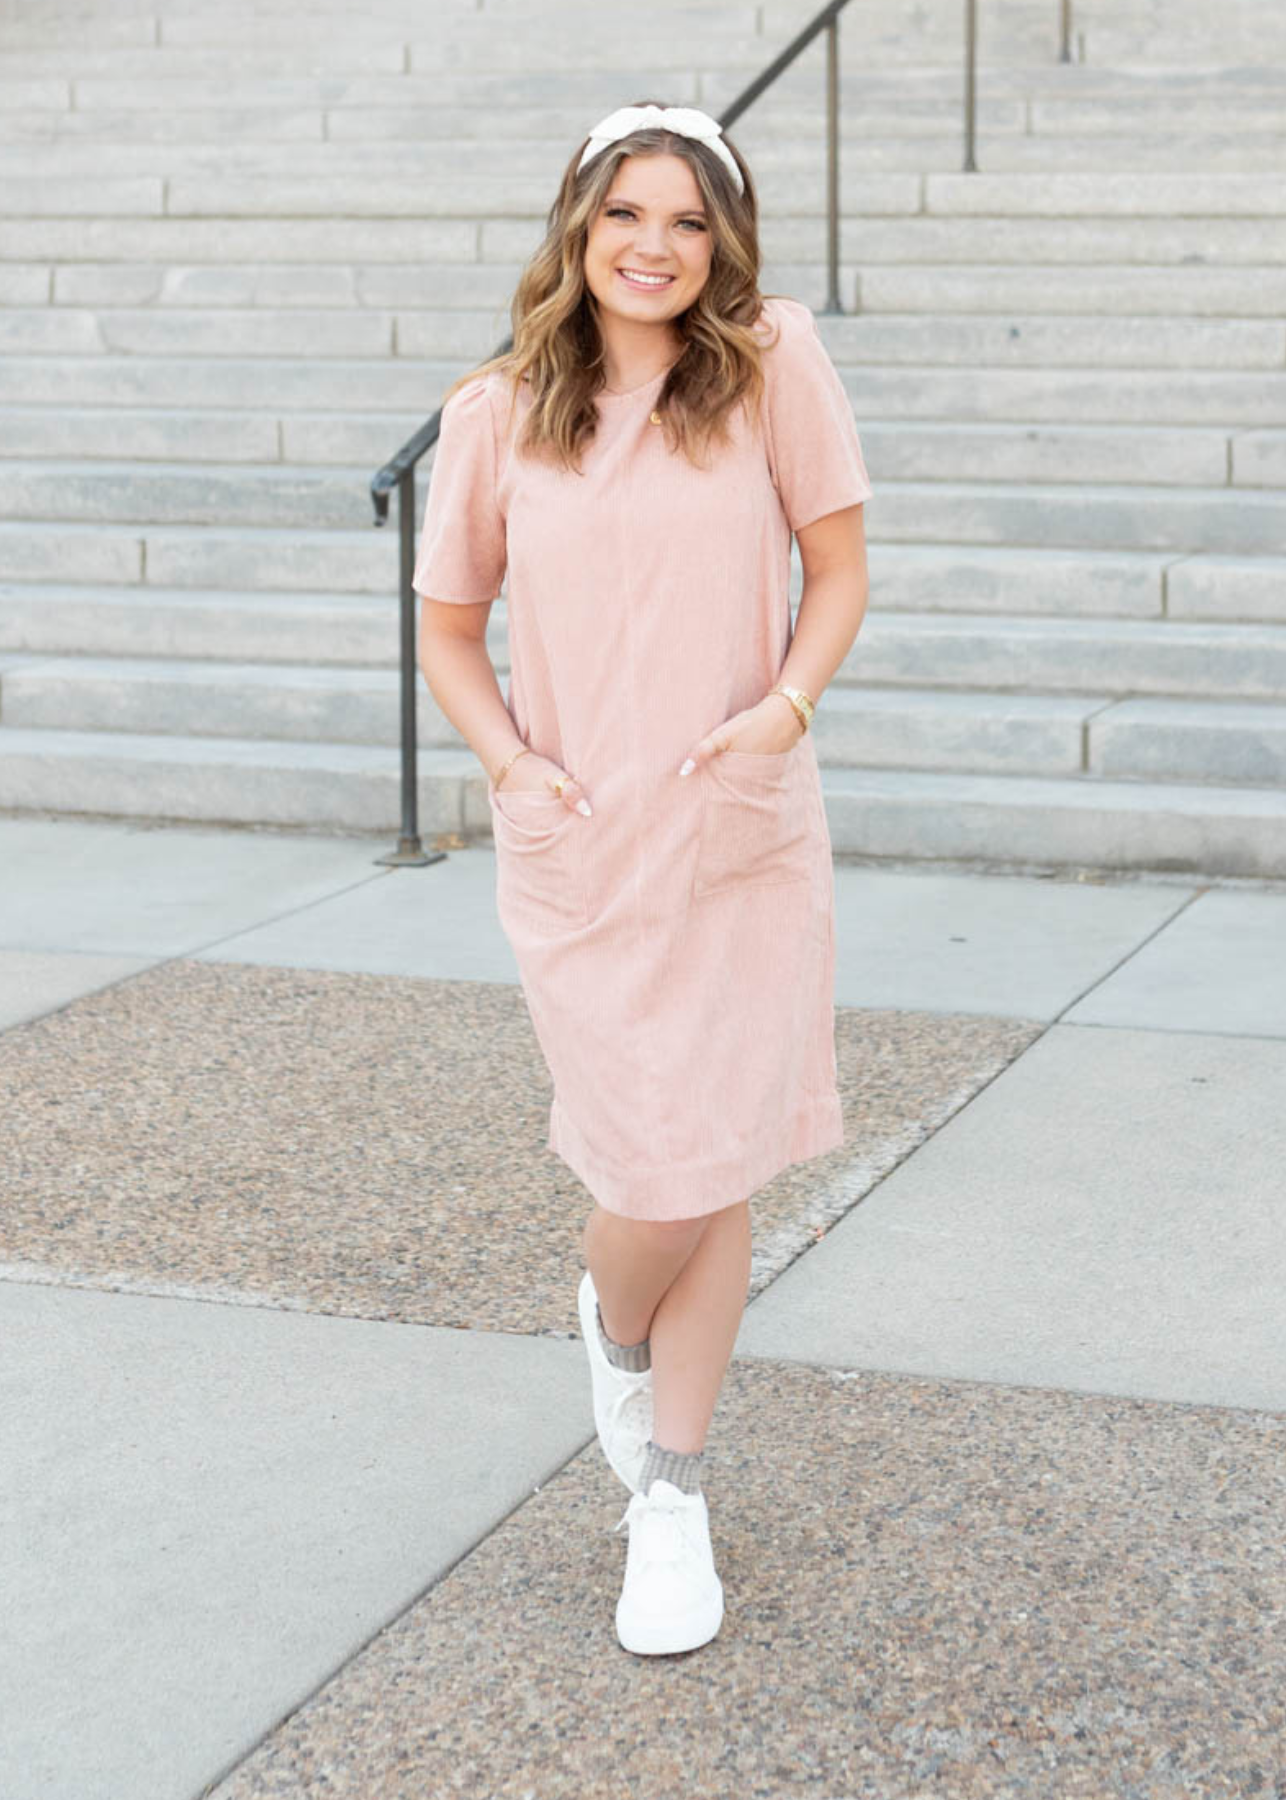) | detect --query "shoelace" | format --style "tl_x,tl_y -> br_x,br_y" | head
613,1488 -> 694,1567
